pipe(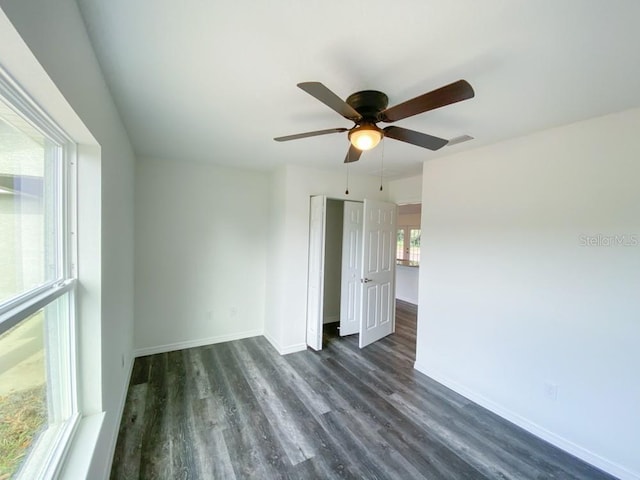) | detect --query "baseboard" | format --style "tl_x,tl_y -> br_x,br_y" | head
323,314 -> 339,325
263,331 -> 307,356
396,298 -> 417,307
133,329 -> 264,357
262,331 -> 281,354
100,354 -> 134,479
414,361 -> 639,480
396,295 -> 418,305
280,342 -> 307,355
